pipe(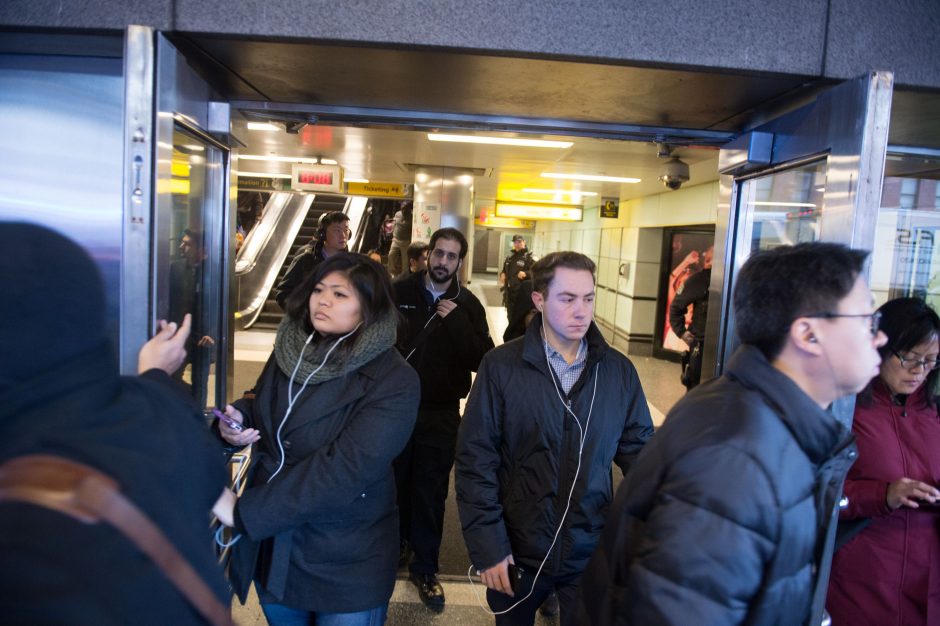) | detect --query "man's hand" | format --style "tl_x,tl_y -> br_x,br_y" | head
197,335 -> 215,347
681,331 -> 696,348
887,477 -> 940,510
138,314 -> 191,374
480,554 -> 515,597
516,270 -> 526,281
436,298 -> 458,319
